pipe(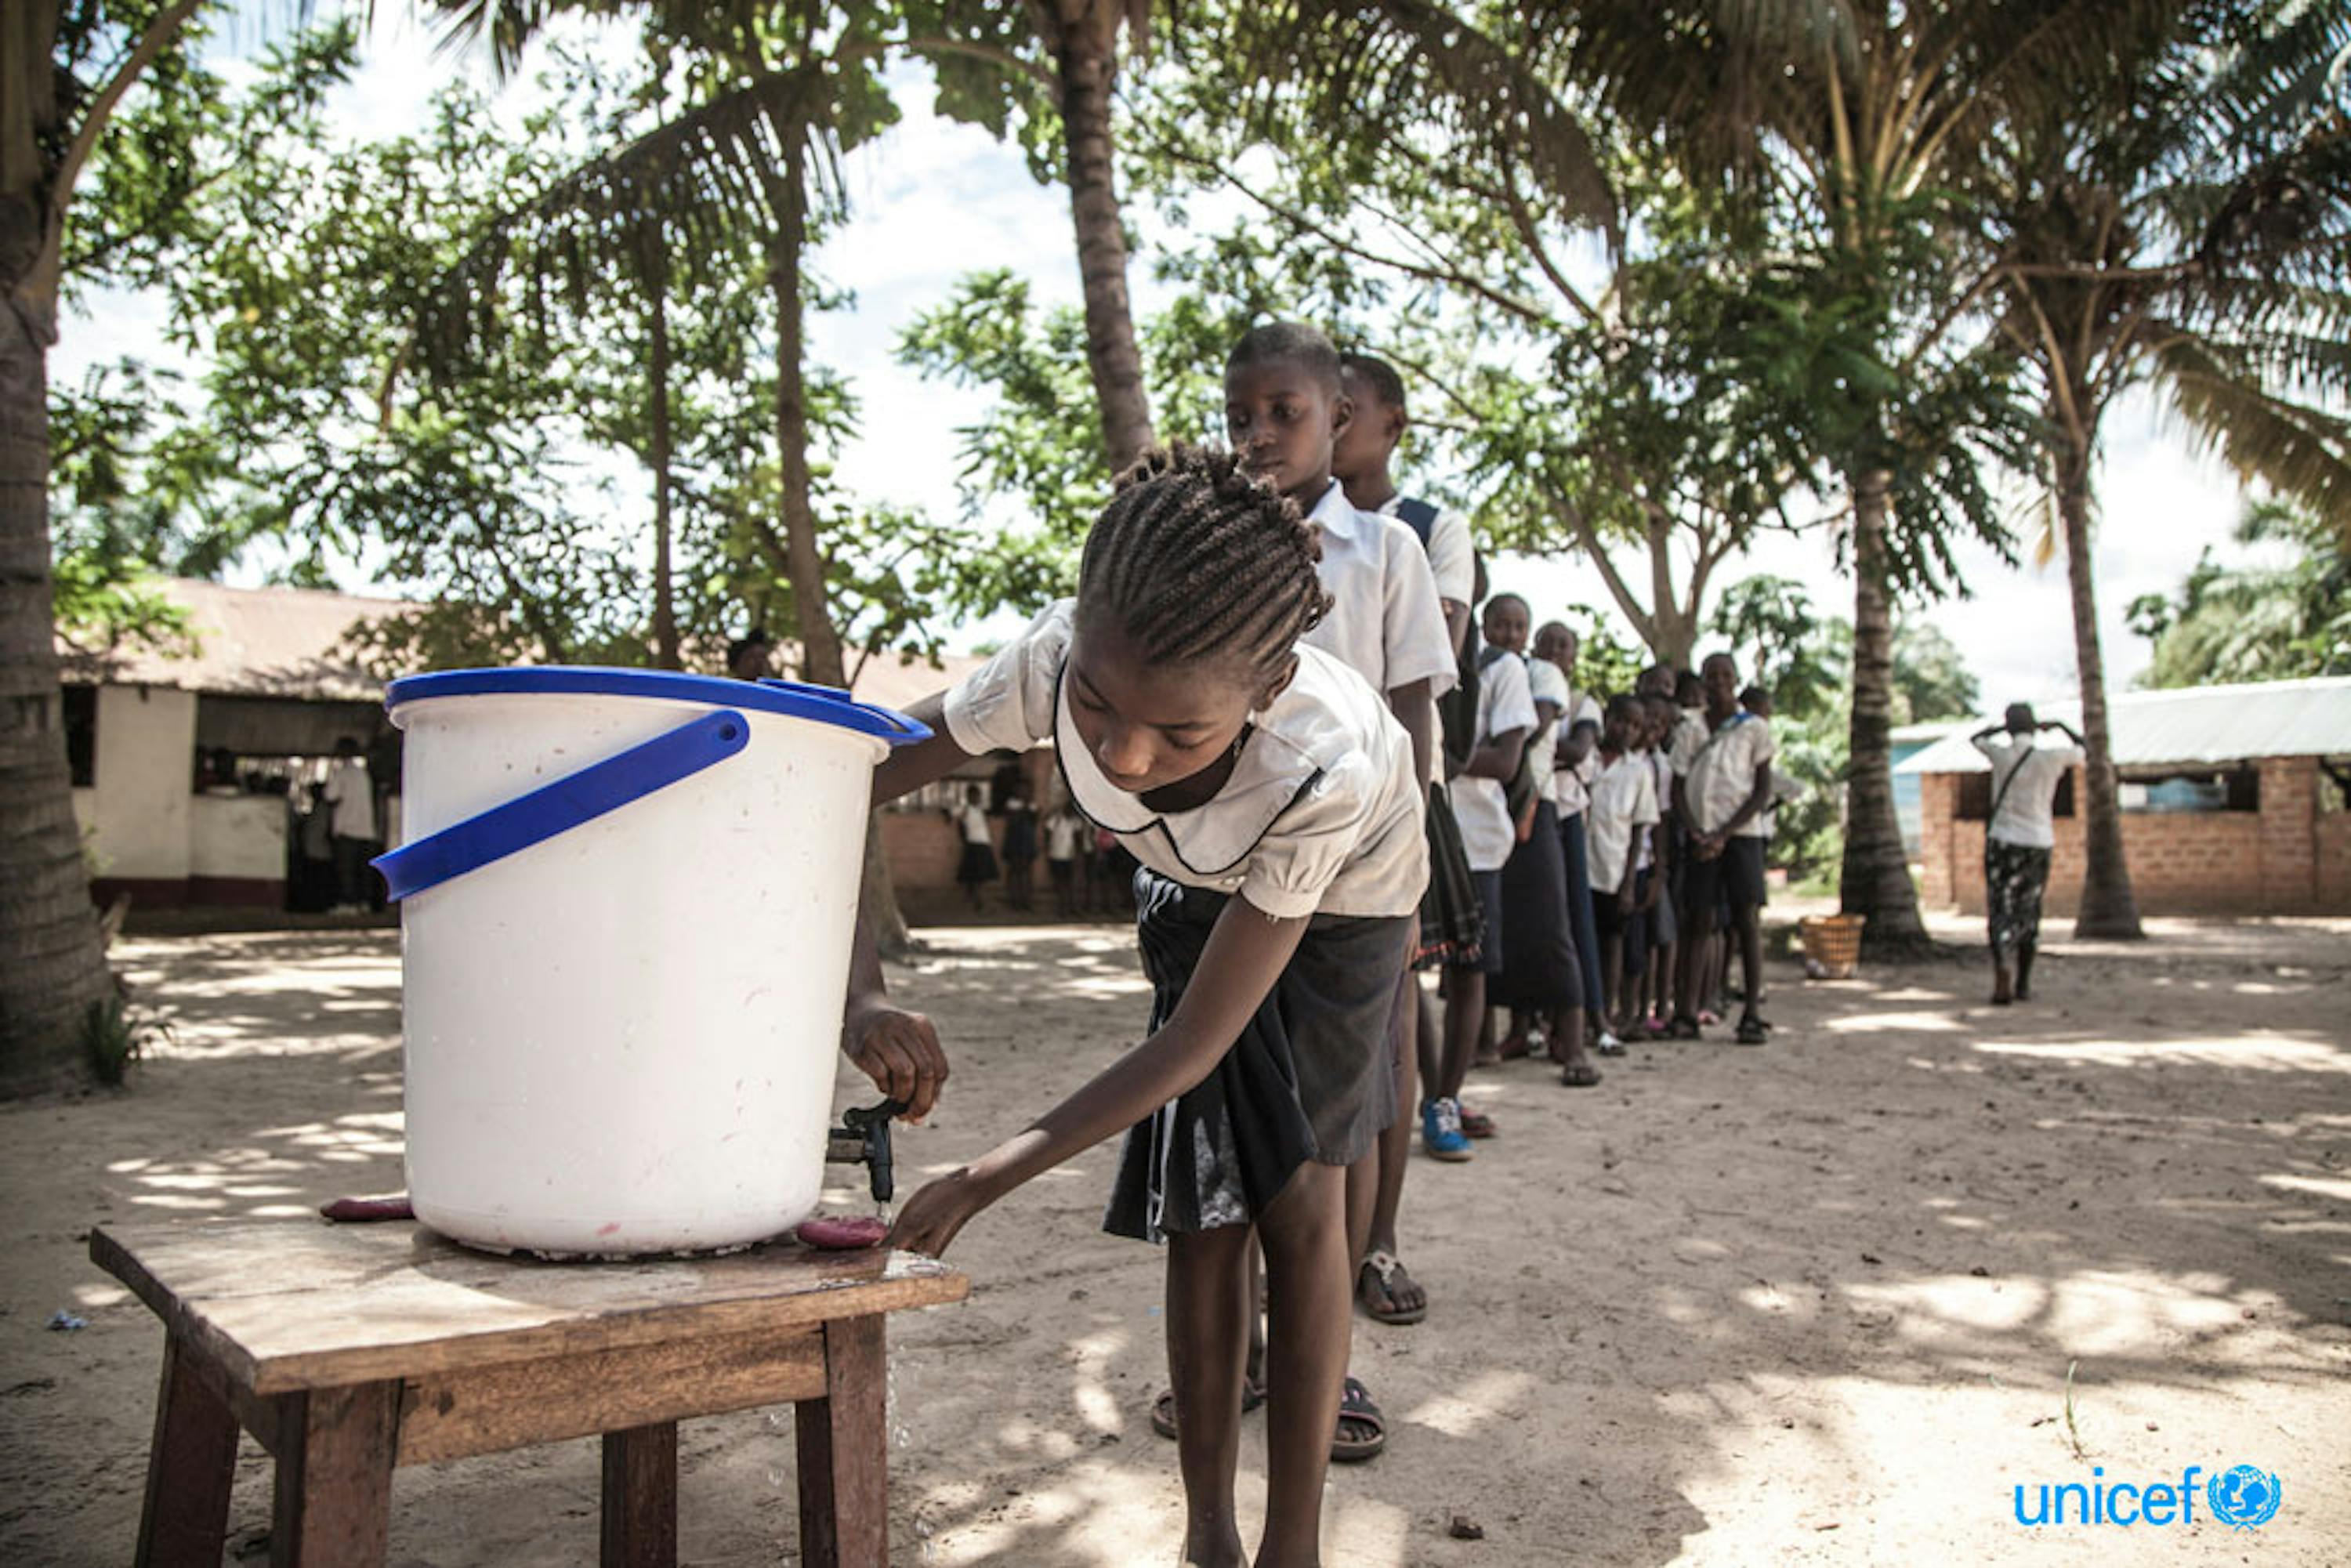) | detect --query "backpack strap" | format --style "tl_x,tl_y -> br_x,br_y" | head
1393,497 -> 1439,545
